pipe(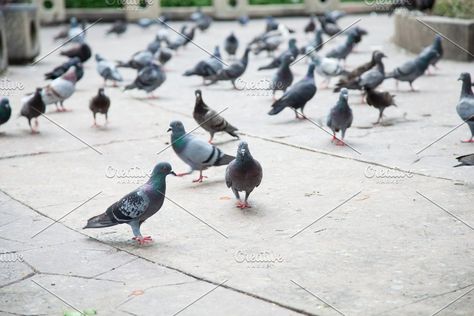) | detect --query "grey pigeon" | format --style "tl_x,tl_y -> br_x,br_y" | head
304,14 -> 316,33
117,50 -> 154,70
42,66 -> 77,112
193,90 -> 239,143
95,54 -> 123,86
301,29 -> 324,55
456,73 -> 474,143
68,17 -> 85,43
84,162 -> 175,245
356,52 -> 386,90
326,33 -> 356,63
106,20 -> 127,36
258,38 -> 298,71
44,57 -> 83,81
419,35 -> 443,70
238,15 -> 249,26
20,88 -> 45,134
137,18 -> 156,28
205,48 -> 251,89
310,53 -> 345,87
327,88 -> 353,145
196,15 -> 212,32
183,46 -> 223,81
346,26 -> 368,45
168,120 -> 235,182
225,141 -> 263,209
166,25 -> 188,50
364,87 -> 397,124
224,32 -> 239,59
0,97 -> 11,128
147,35 -> 162,54
60,42 -> 91,63
385,50 -> 438,91
318,16 -> 341,36
268,63 -> 317,119
324,10 -> 345,24
271,53 -> 294,97
124,62 -> 166,98
454,154 -> 474,167
89,88 -> 111,127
